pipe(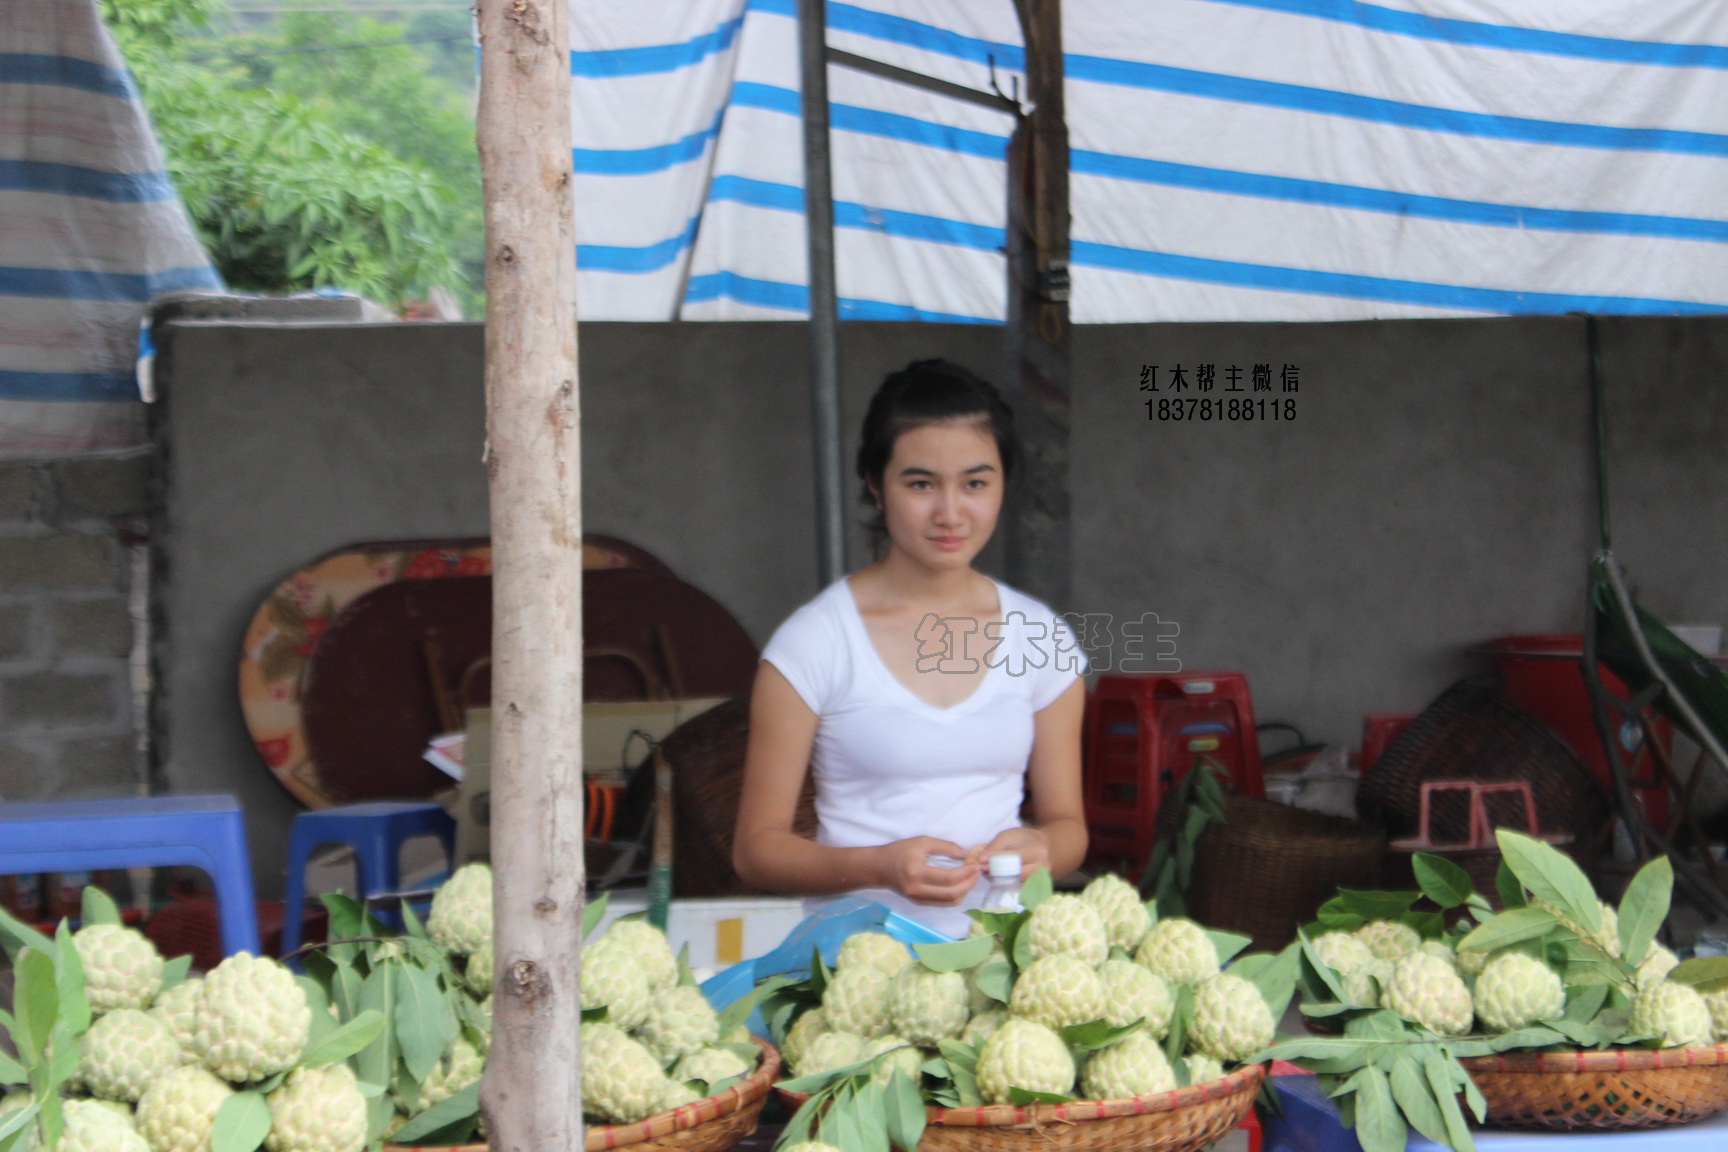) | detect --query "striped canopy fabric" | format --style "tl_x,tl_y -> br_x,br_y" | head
571,0 -> 1728,324
0,1 -> 219,455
